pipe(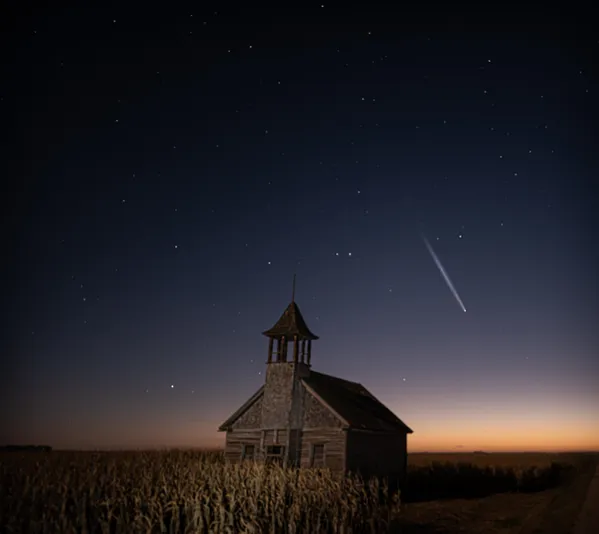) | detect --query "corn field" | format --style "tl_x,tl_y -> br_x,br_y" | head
0,450 -> 401,534
404,459 -> 574,501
